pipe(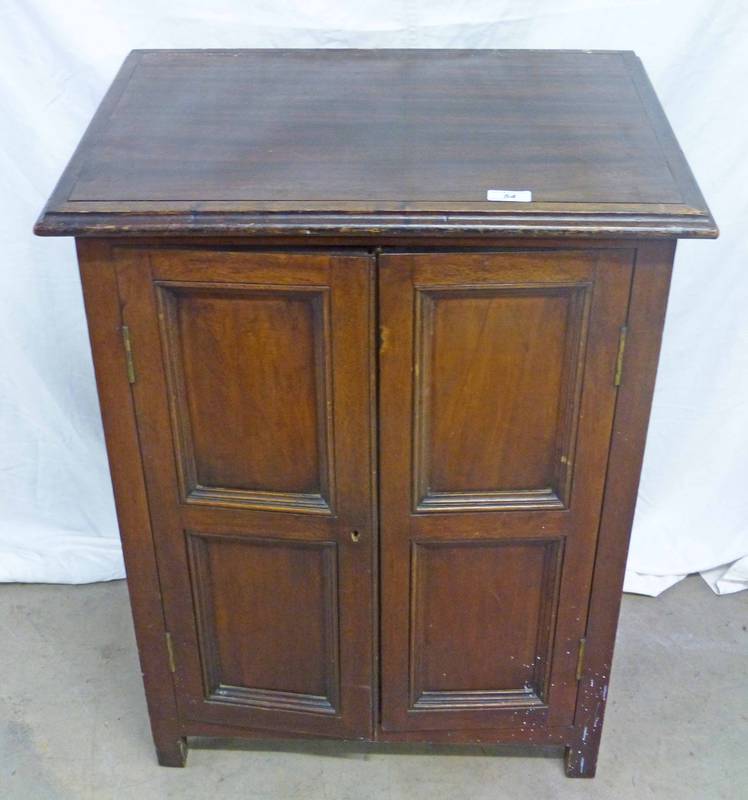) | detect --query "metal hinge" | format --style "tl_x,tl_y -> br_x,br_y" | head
121,325 -> 136,384
575,637 -> 587,681
378,325 -> 390,356
613,324 -> 628,387
165,632 -> 176,673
